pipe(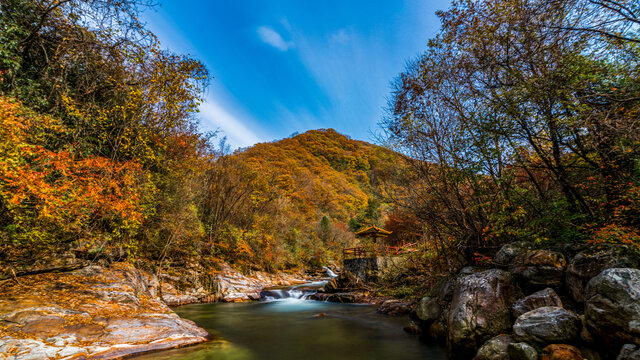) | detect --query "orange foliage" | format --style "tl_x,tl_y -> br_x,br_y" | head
0,98 -> 145,251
